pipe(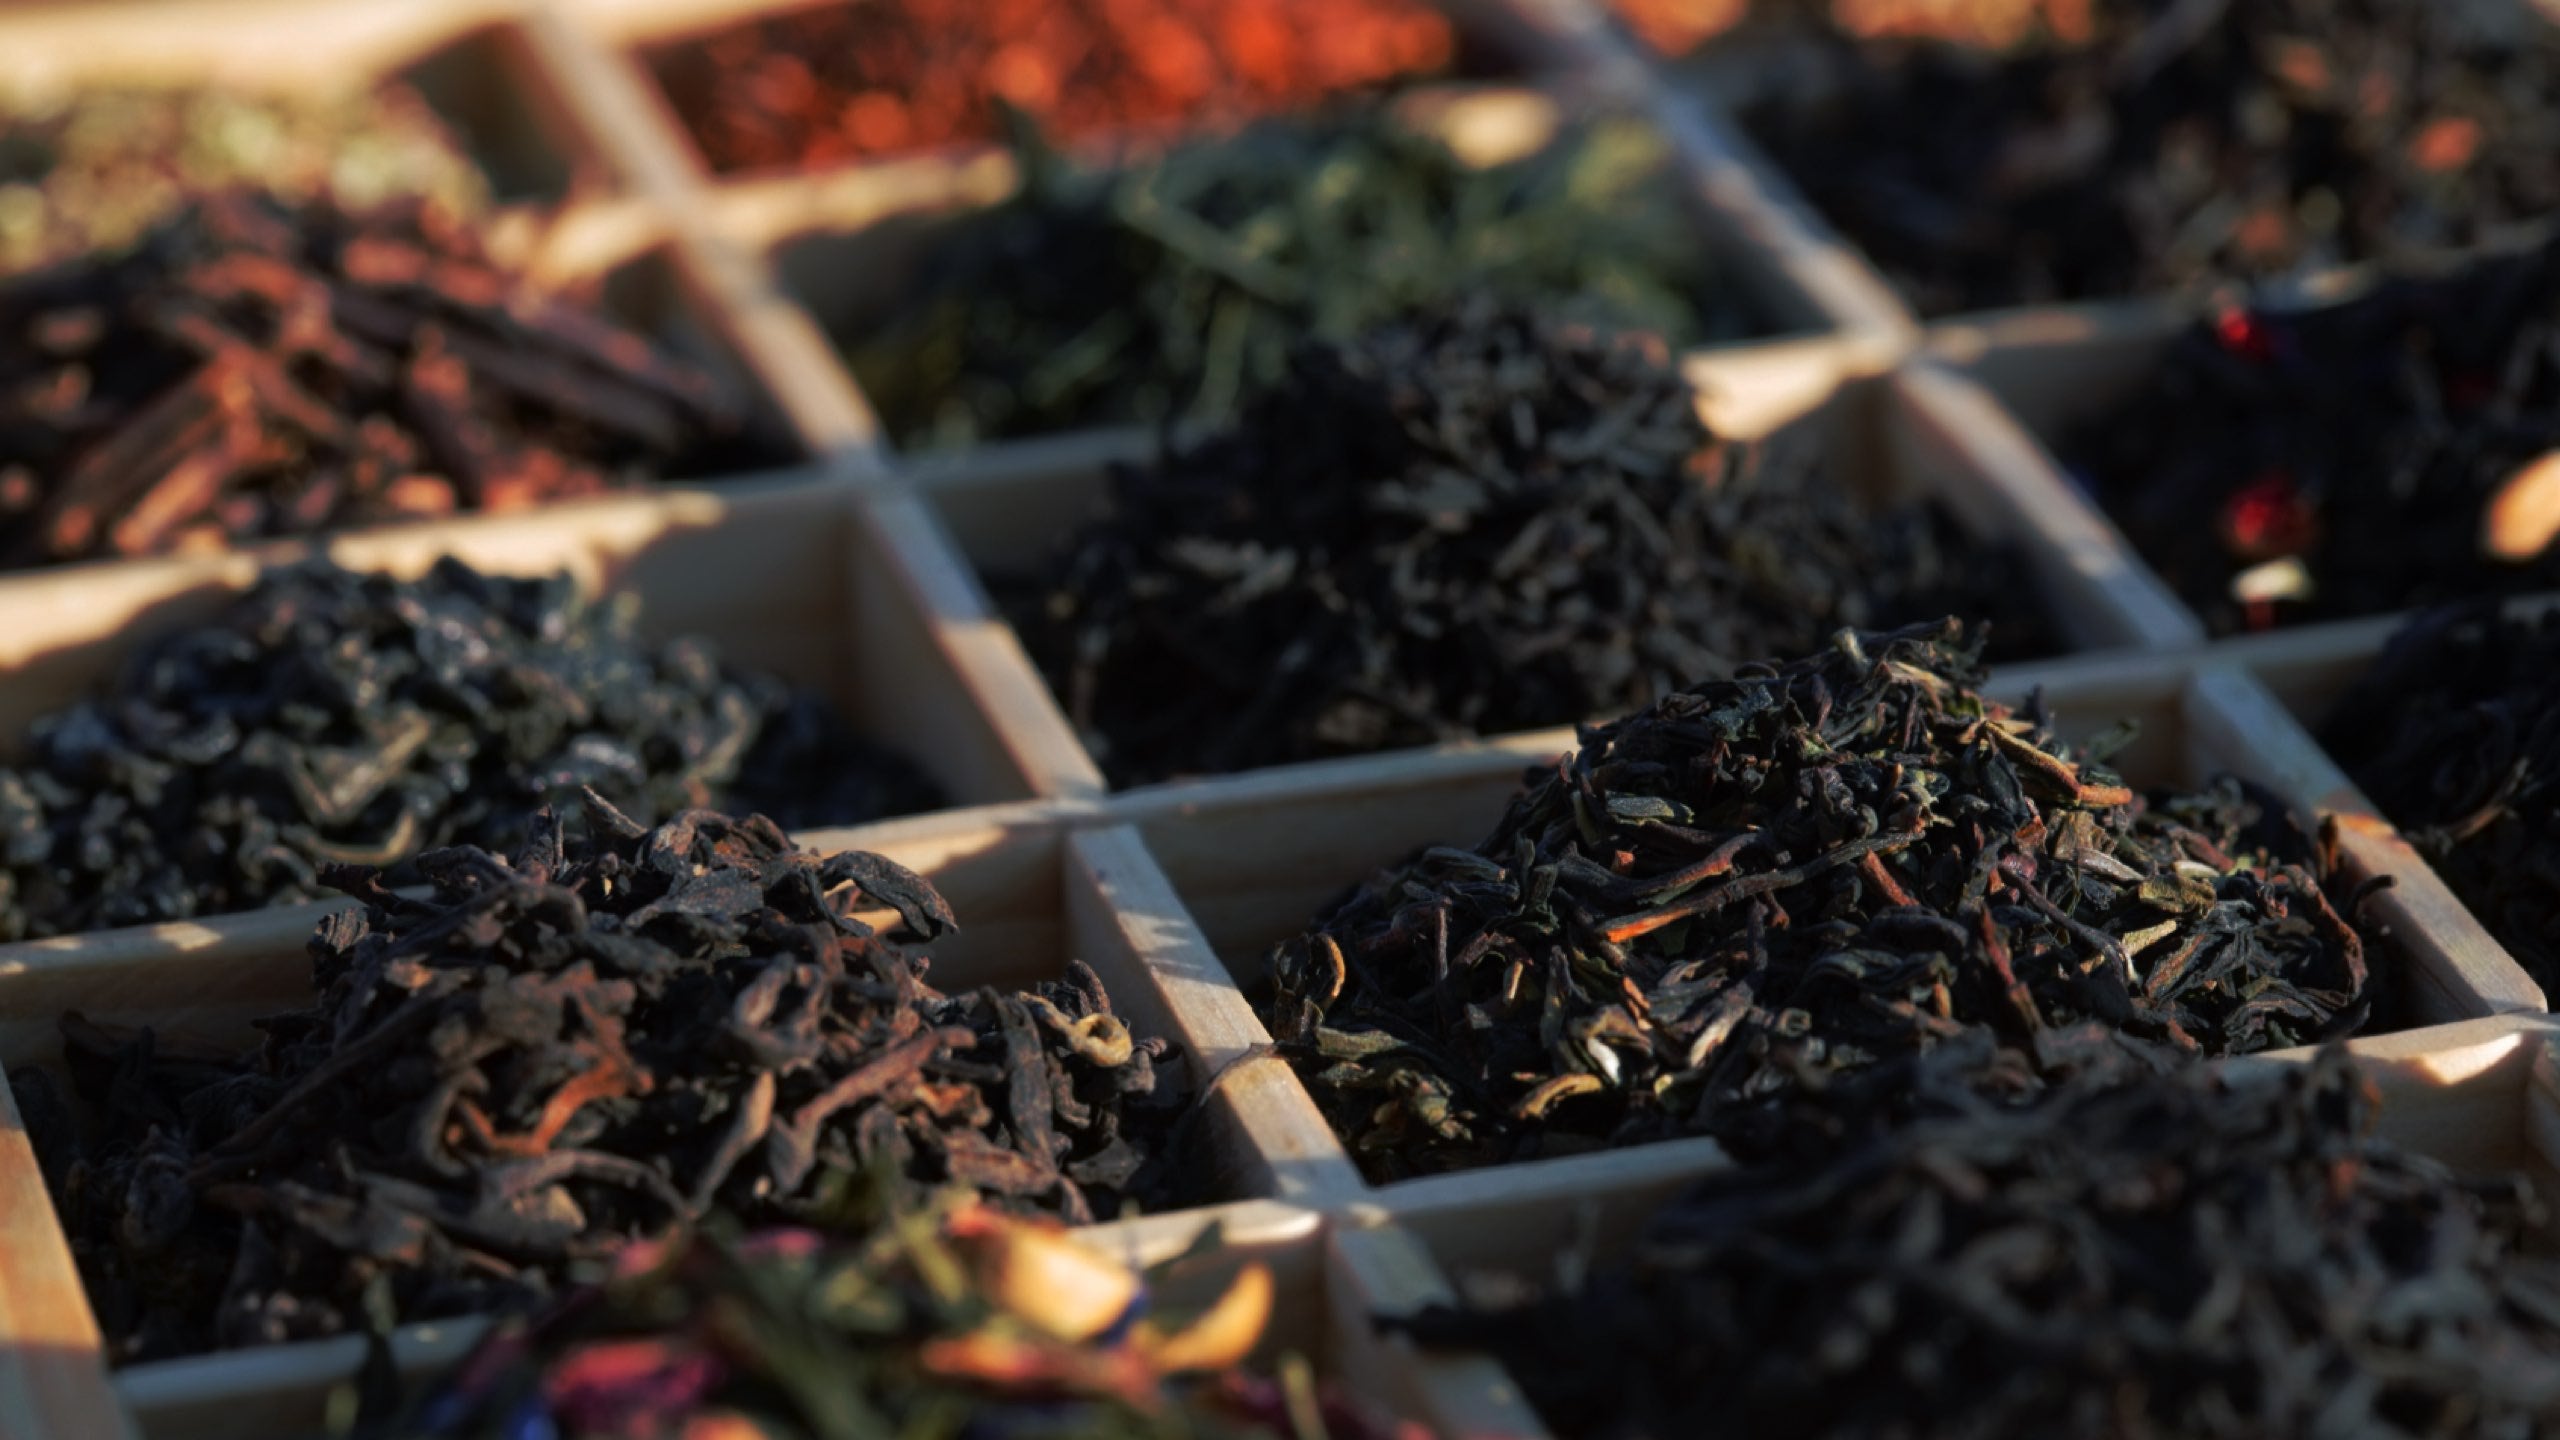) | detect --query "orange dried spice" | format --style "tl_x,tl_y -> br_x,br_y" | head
649,0 -> 1454,173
